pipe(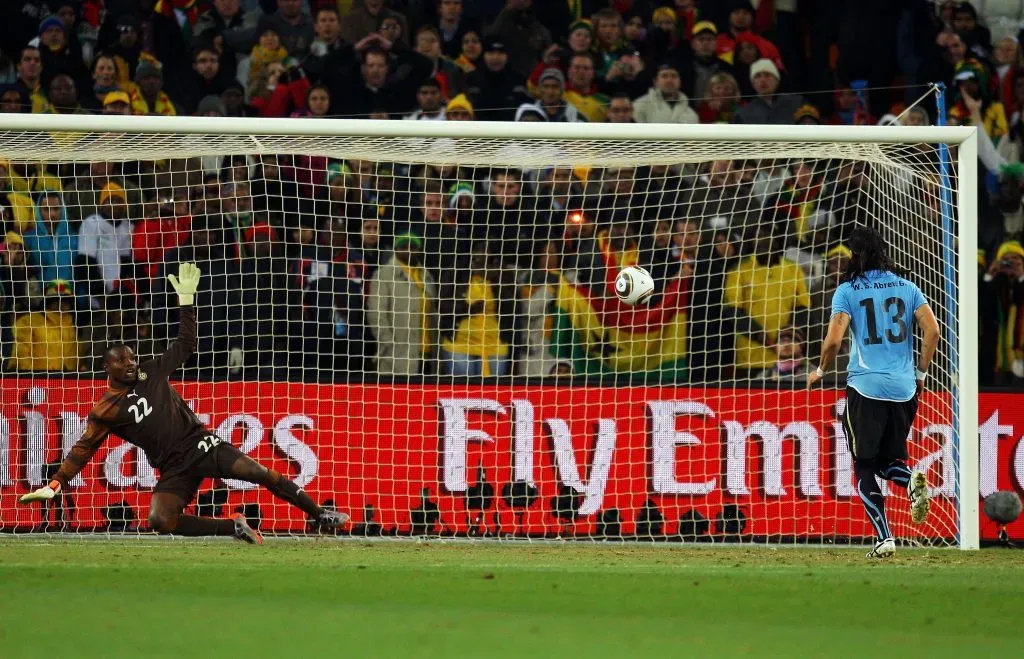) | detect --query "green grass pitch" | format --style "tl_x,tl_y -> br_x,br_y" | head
1,539 -> 1021,658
